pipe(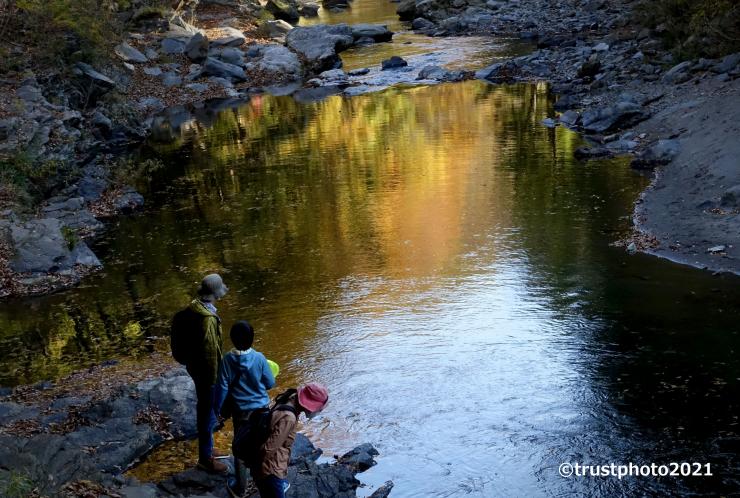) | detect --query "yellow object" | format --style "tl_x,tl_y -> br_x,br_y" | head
267,359 -> 280,378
